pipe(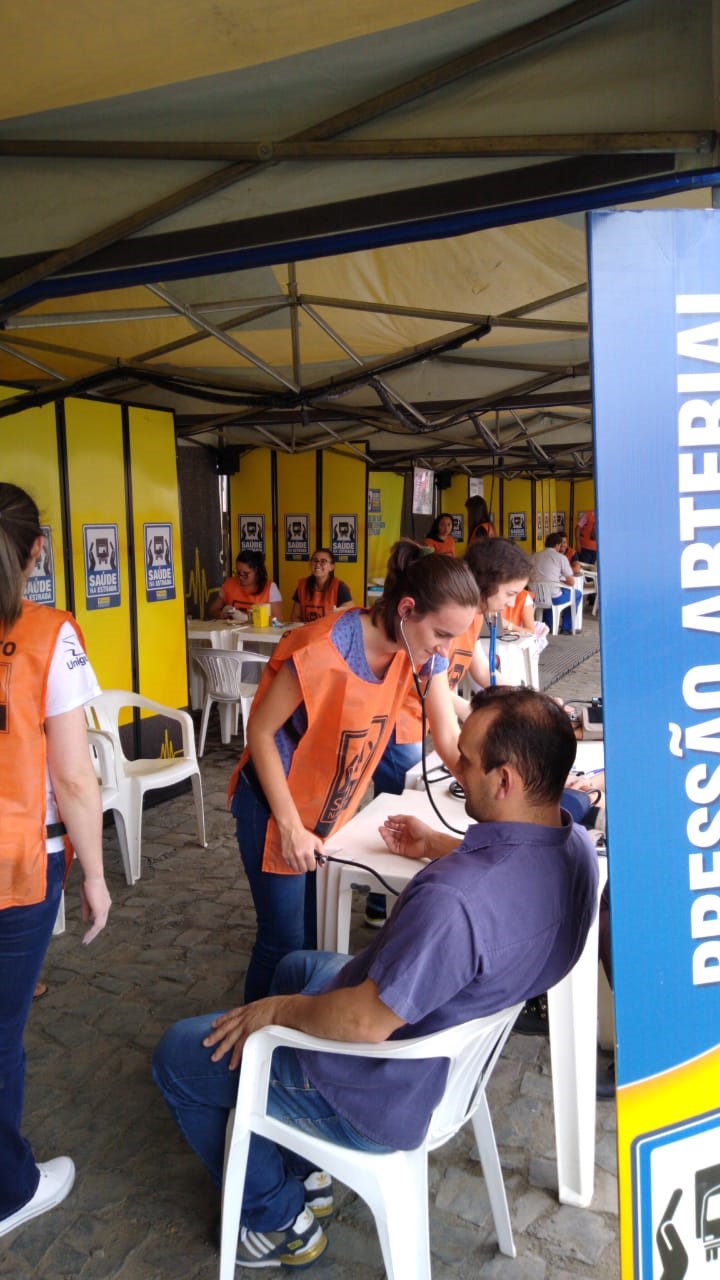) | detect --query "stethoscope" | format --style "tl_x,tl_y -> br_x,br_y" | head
398,612 -> 467,836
